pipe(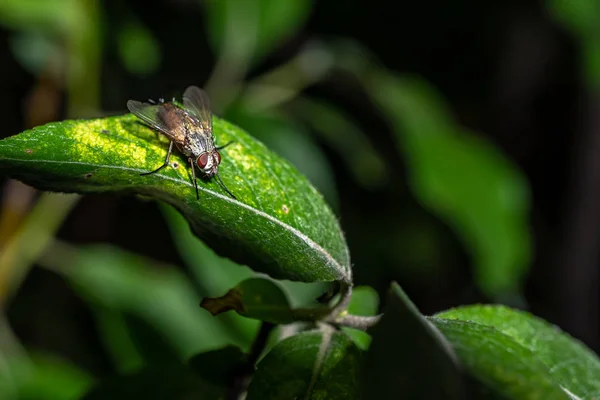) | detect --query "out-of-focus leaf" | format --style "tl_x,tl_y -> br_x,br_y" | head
363,282 -> 465,399
0,114 -> 351,284
0,352 -> 93,400
8,32 -> 61,76
81,364 -> 222,400
93,309 -> 144,374
201,278 -> 295,324
547,0 -> 600,87
160,204 -> 258,345
246,329 -> 361,399
366,73 -> 531,297
41,243 -> 247,357
0,0 -> 74,34
292,96 -> 388,190
435,305 -> 600,398
204,0 -> 312,64
224,104 -> 338,208
117,20 -> 161,76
